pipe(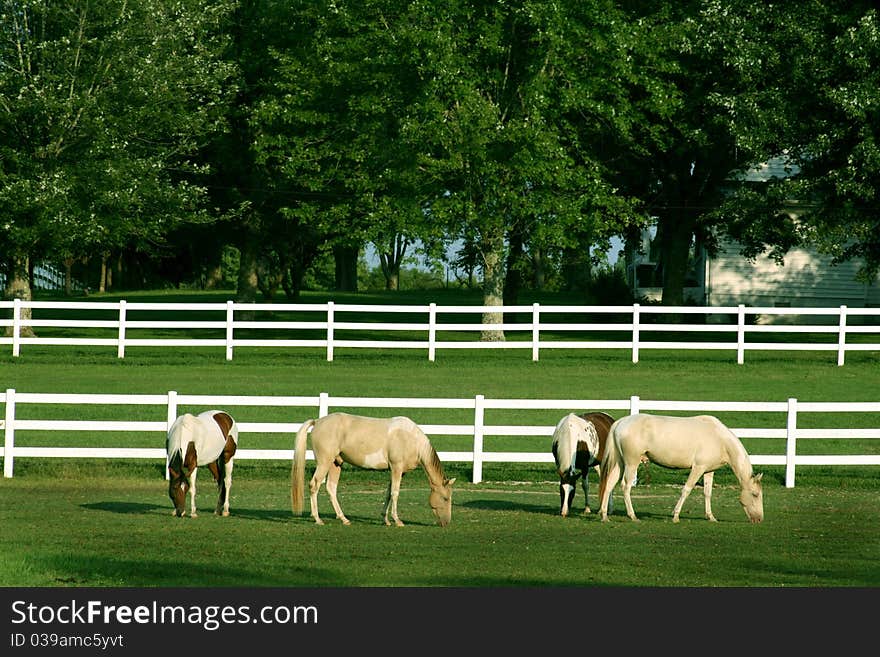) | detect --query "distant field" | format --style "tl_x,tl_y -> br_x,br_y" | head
1,289 -> 878,587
